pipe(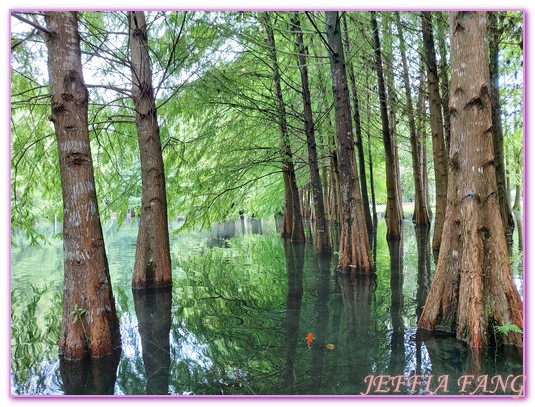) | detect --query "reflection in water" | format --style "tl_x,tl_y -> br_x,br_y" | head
388,238 -> 405,376
11,218 -> 524,395
60,350 -> 120,395
282,241 -> 304,394
311,252 -> 332,392
415,226 -> 432,376
338,272 -> 376,390
133,288 -> 172,395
